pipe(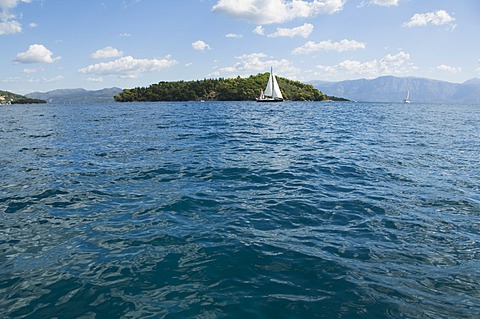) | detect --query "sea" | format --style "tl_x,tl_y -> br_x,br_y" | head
0,101 -> 479,319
